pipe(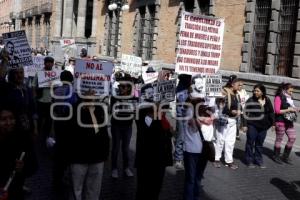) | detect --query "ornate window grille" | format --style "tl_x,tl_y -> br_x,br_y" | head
136,6 -> 146,58
275,0 -> 299,77
250,0 -> 271,74
144,5 -> 155,60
